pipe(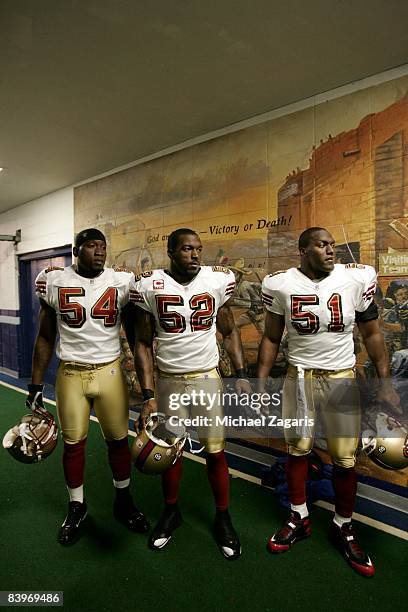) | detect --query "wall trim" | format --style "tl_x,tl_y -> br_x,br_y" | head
0,367 -> 18,378
0,316 -> 20,325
